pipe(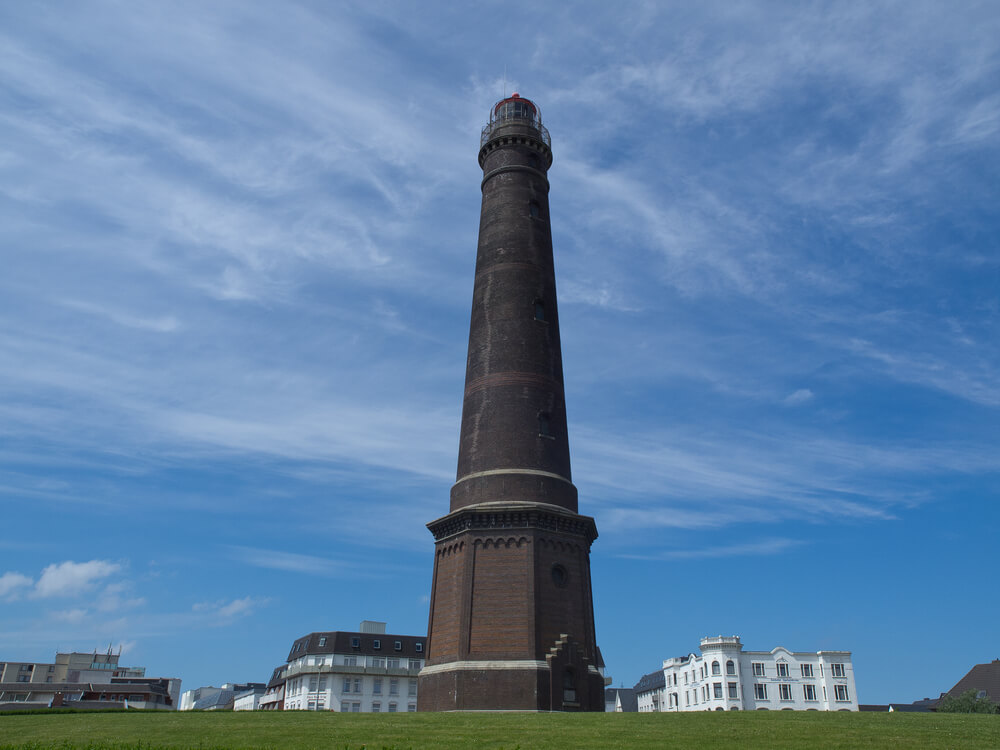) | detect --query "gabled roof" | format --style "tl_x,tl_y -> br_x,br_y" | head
944,659 -> 1000,704
605,687 -> 638,712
